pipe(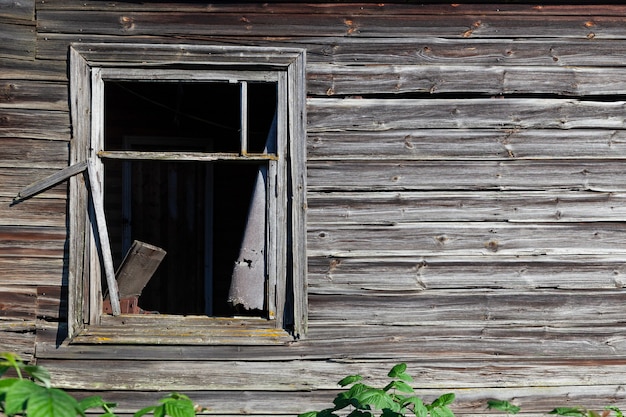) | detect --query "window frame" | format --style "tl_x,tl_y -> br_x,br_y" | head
68,43 -> 307,344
